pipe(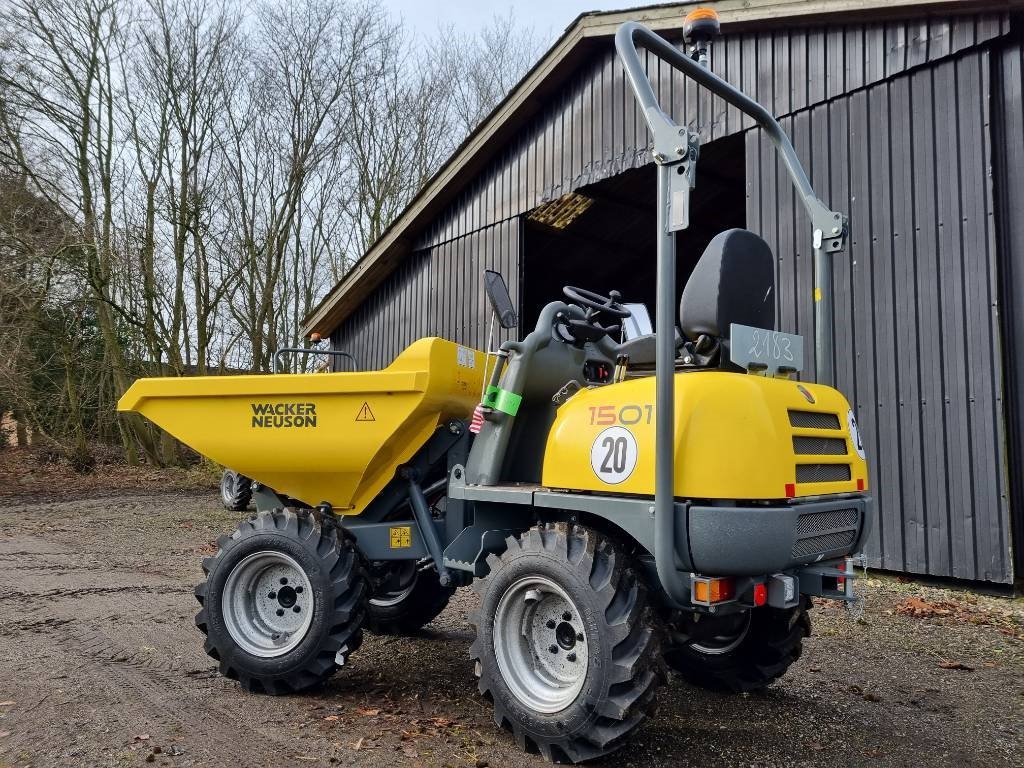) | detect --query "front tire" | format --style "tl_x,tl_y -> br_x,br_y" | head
664,598 -> 811,693
220,470 -> 252,511
470,523 -> 664,763
195,509 -> 367,694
